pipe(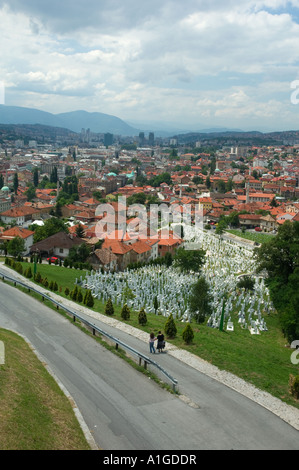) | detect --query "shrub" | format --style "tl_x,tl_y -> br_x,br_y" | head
138,308 -> 147,326
164,313 -> 177,338
121,303 -> 130,320
237,276 -> 255,291
85,290 -> 94,308
64,287 -> 70,296
34,272 -> 42,283
182,323 -> 194,344
105,298 -> 114,316
77,289 -> 83,303
70,285 -> 79,301
289,374 -> 299,399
